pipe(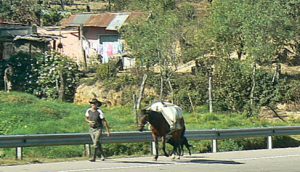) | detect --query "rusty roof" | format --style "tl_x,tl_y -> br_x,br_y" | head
85,13 -> 116,27
61,12 -> 147,29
